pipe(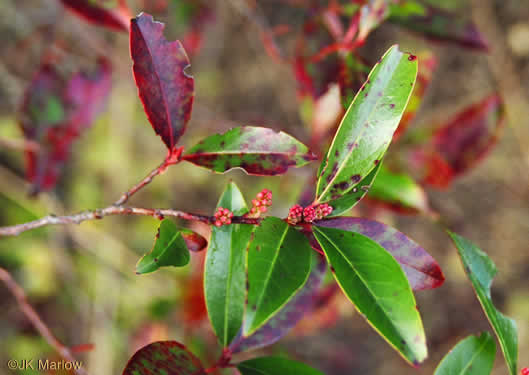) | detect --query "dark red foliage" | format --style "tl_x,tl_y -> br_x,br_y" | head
130,13 -> 195,151
59,0 -> 131,32
19,59 -> 112,193
410,95 -> 505,189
